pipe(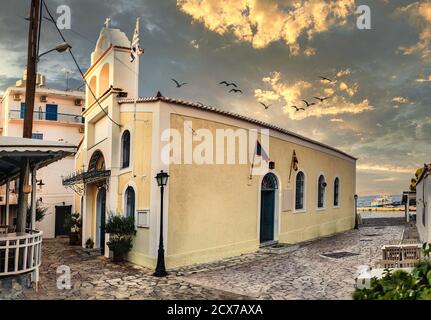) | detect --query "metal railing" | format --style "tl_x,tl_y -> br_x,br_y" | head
0,229 -> 43,277
9,110 -> 84,124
